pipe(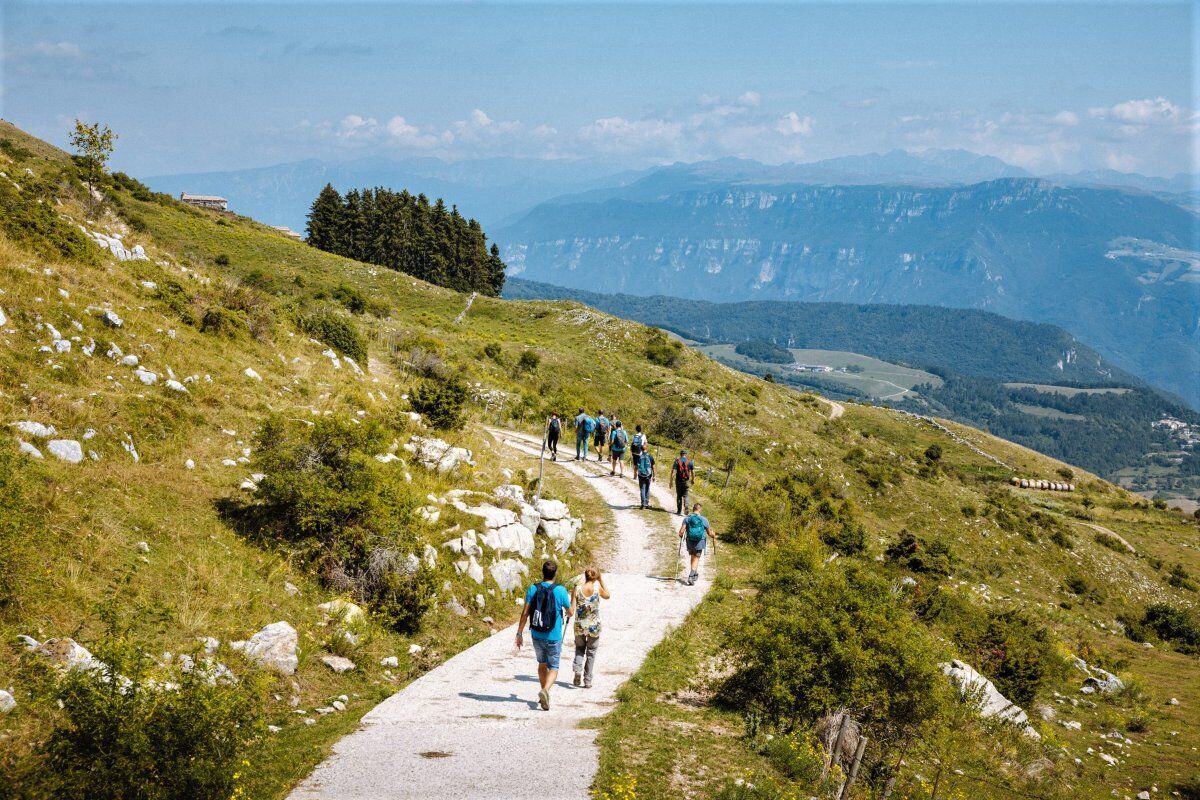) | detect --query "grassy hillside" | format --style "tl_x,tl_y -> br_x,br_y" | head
1,121 -> 1198,800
